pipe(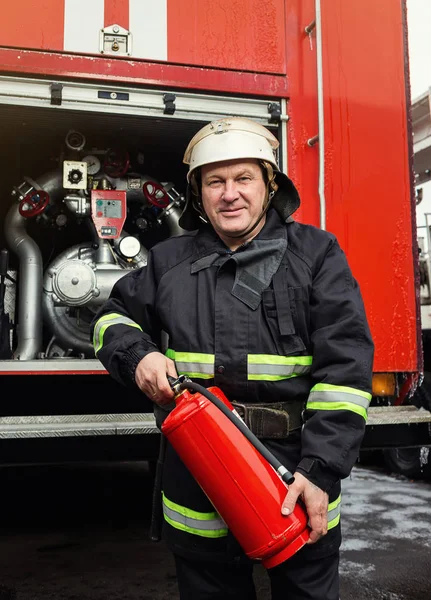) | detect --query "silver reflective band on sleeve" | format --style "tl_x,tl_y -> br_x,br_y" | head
93,313 -> 143,355
247,355 -> 312,381
306,383 -> 371,420
162,492 -> 228,538
165,349 -> 215,379
327,494 -> 341,530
